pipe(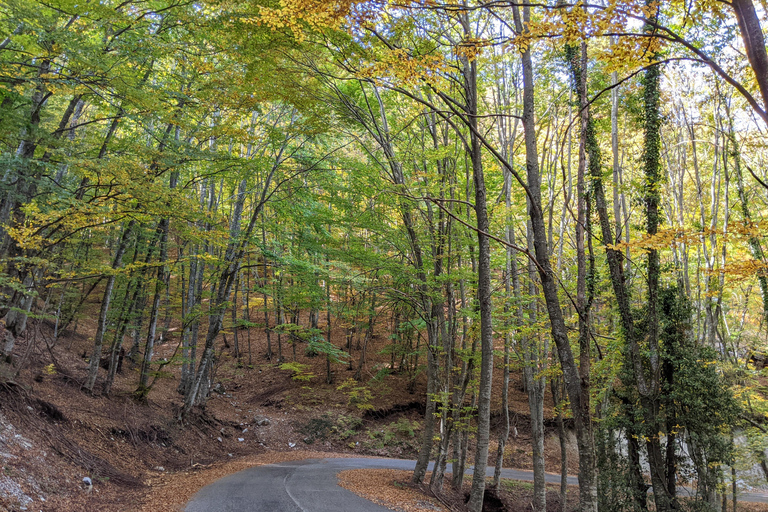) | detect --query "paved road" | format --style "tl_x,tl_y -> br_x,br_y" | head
185,457 -> 768,511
